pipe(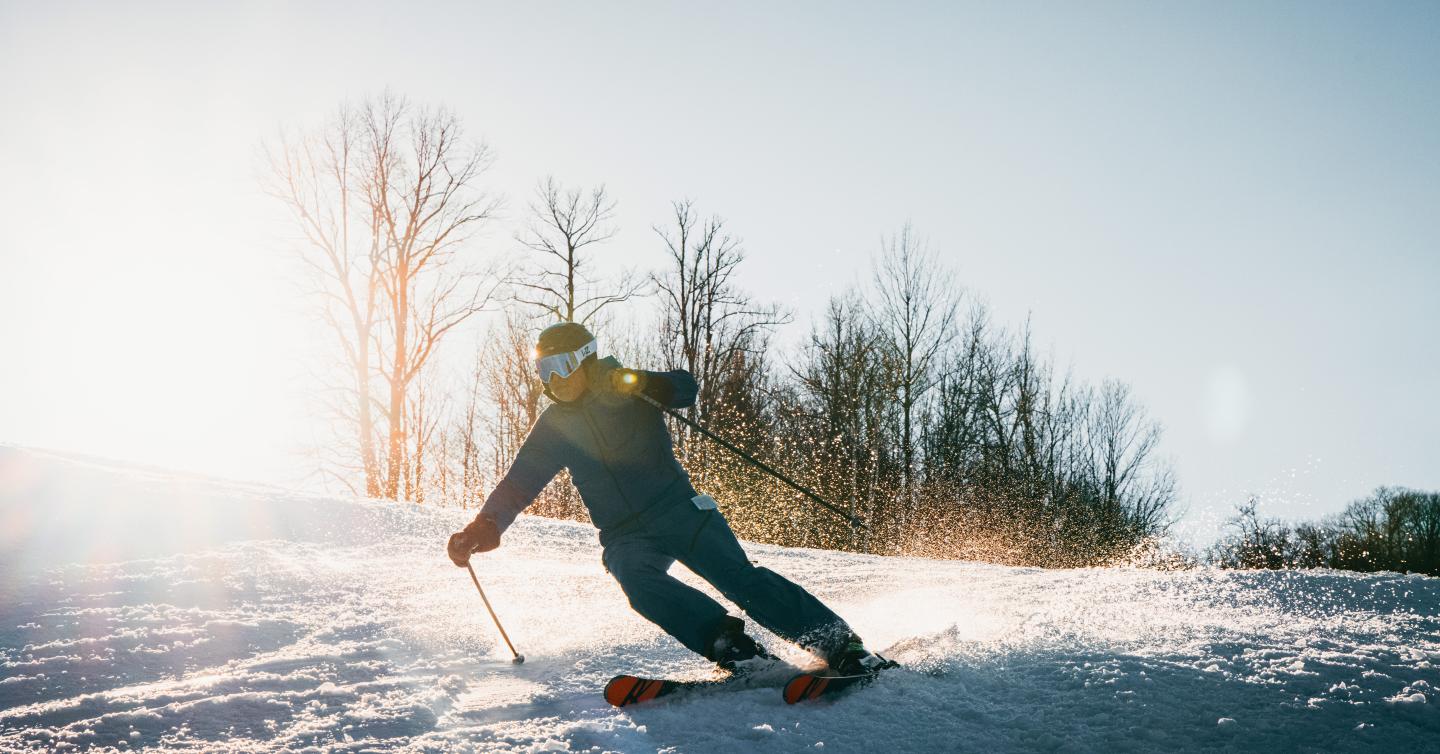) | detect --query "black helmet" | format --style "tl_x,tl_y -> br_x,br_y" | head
534,321 -> 598,382
536,321 -> 596,357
